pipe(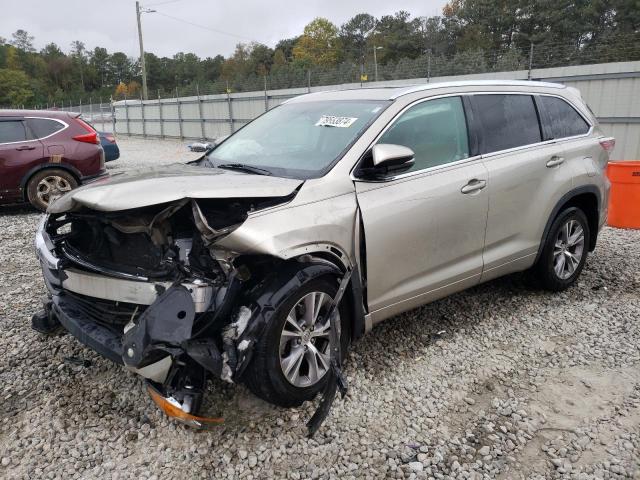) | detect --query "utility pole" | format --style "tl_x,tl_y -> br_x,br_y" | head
136,1 -> 149,100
